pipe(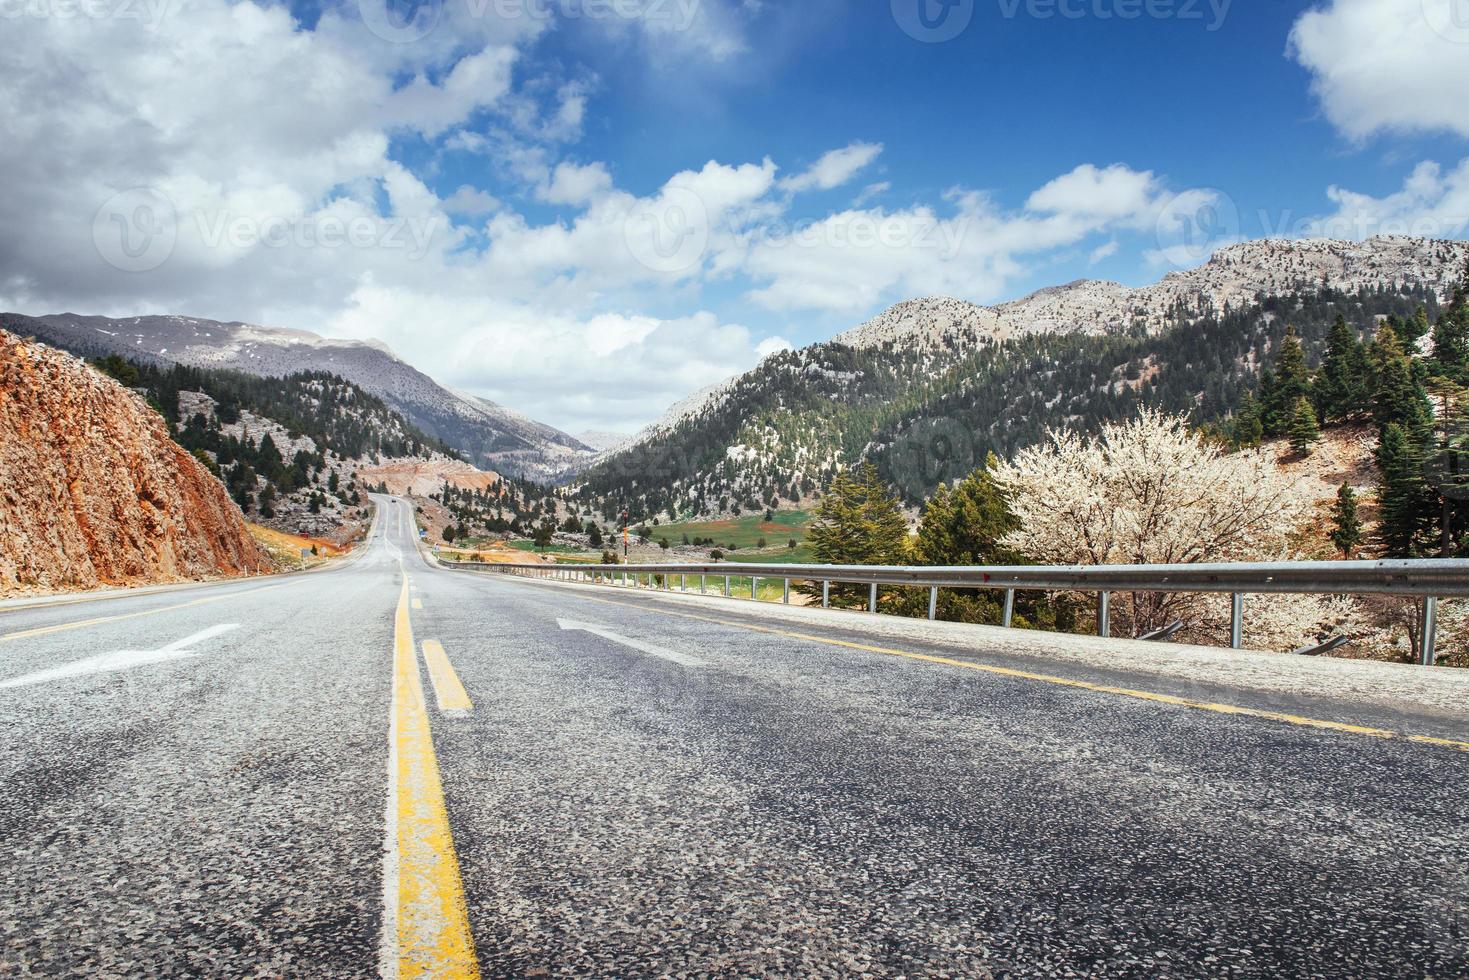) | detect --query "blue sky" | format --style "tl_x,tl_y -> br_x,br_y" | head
3,0 -> 1467,433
